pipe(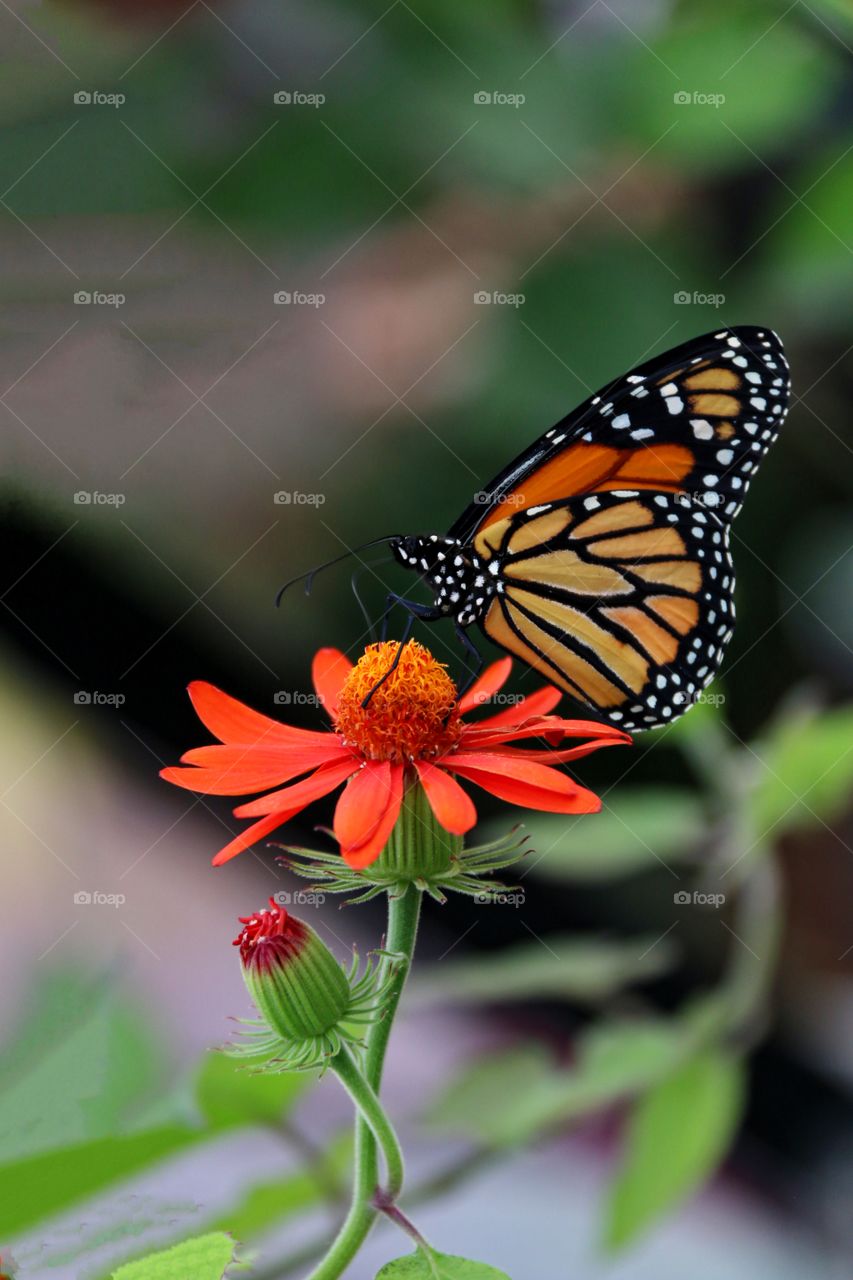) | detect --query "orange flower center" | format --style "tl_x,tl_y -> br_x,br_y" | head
335,640 -> 462,763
